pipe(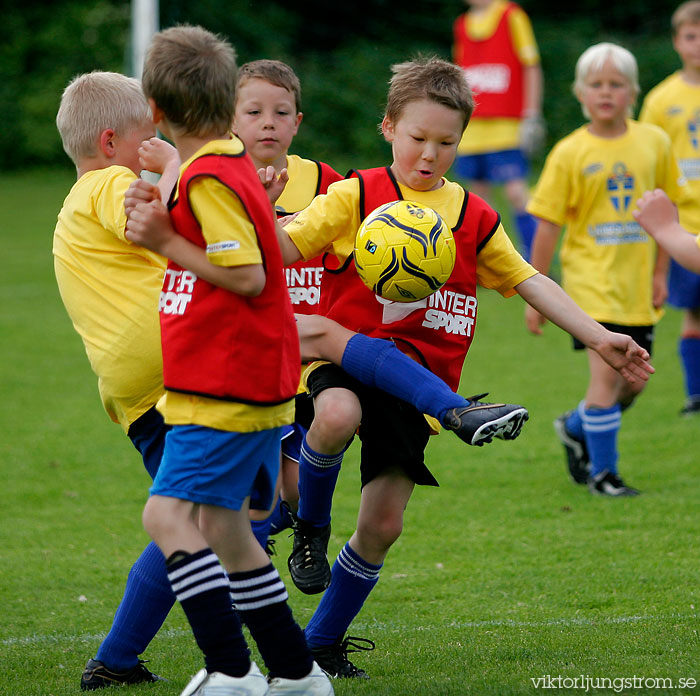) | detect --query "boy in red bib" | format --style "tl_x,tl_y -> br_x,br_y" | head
452,0 -> 544,260
267,57 -> 654,678
126,26 -> 332,696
